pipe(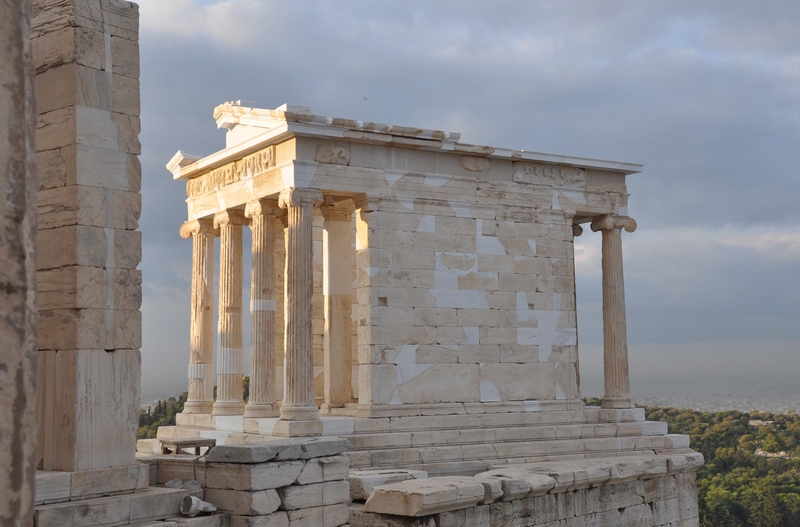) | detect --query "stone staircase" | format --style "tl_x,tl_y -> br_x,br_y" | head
338,411 -> 688,475
157,407 -> 691,477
